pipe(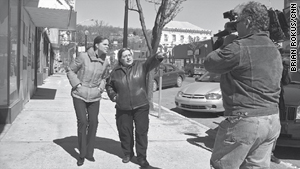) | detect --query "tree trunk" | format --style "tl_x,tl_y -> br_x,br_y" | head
147,27 -> 162,110
135,0 -> 185,111
147,68 -> 155,110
